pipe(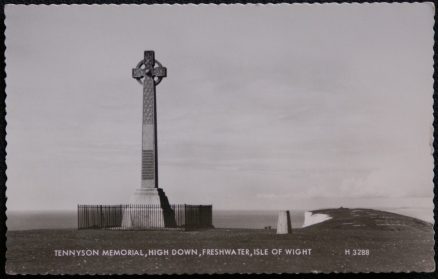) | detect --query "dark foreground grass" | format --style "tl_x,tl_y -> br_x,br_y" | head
6,208 -> 434,274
